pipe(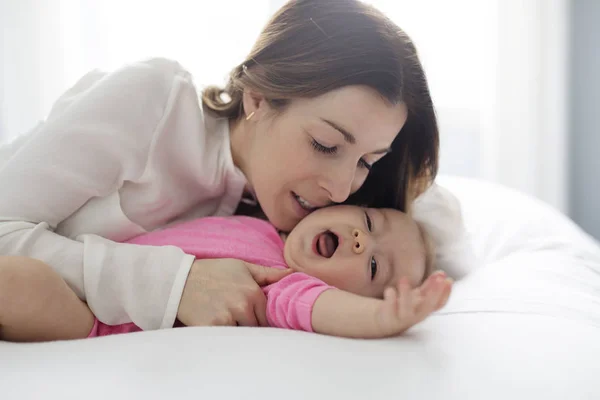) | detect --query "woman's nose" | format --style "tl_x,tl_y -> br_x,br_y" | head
322,165 -> 356,203
352,228 -> 368,254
